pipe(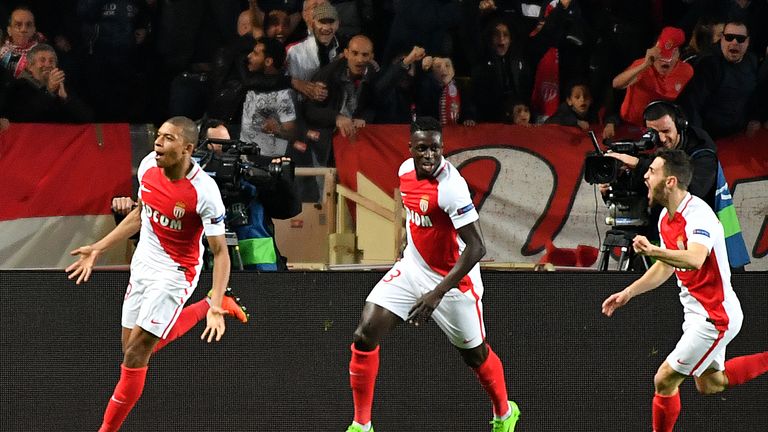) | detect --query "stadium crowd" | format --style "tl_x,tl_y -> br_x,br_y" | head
0,0 -> 767,169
